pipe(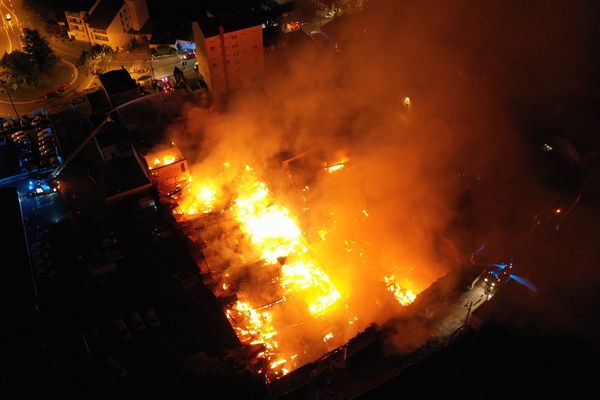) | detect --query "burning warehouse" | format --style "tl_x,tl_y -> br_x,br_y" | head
157,155 -> 423,381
